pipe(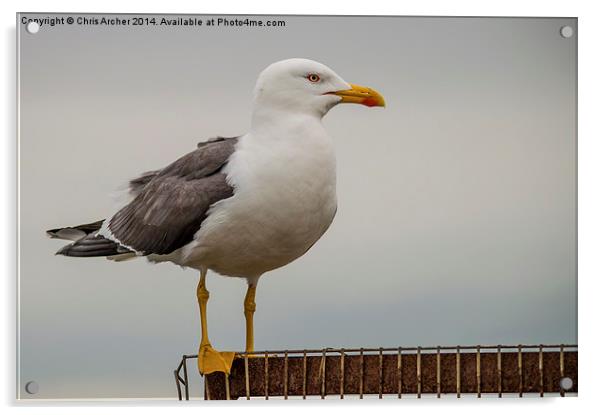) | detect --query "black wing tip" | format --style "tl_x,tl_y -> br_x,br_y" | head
46,220 -> 105,241
55,243 -> 72,256
46,228 -> 61,238
54,235 -> 133,258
